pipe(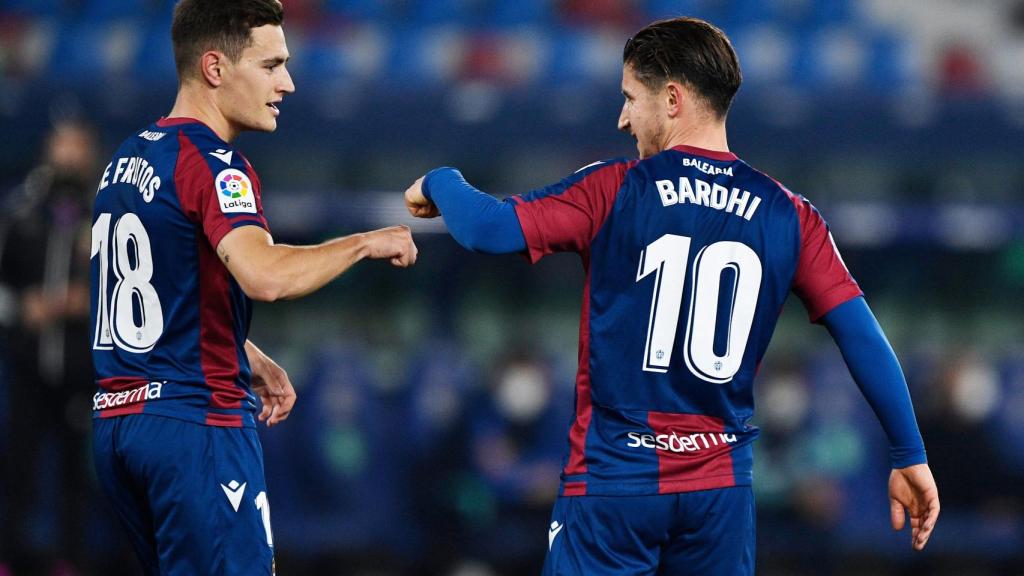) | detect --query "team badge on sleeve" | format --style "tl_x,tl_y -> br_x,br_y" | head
216,168 -> 257,214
